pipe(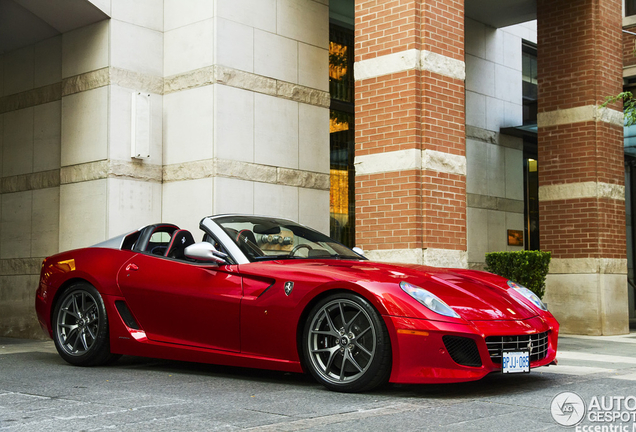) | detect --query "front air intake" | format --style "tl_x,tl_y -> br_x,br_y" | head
442,335 -> 482,367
